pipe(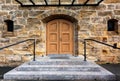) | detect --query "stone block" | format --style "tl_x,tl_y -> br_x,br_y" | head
96,4 -> 106,10
6,55 -> 21,62
0,49 -> 14,55
17,18 -> 27,25
6,0 -> 11,4
14,25 -> 23,30
27,18 -> 41,27
79,24 -> 92,31
0,0 -> 5,4
100,56 -> 115,63
118,43 -> 120,48
107,5 -> 115,9
94,24 -> 106,31
88,4 -> 106,11
0,11 -> 8,16
98,11 -> 112,16
0,17 -> 3,23
104,0 -> 120,3
79,11 -> 96,18
109,48 -> 118,54
114,10 -> 120,15
2,5 -> 18,10
65,6 -> 81,10
29,30 -> 41,37
91,17 -> 104,23
0,55 -> 5,62
0,38 -> 10,43
94,31 -> 105,36
13,50 -> 31,55
28,11 -> 44,17
112,36 -> 120,42
116,55 -> 120,62
9,11 -> 23,17
87,56 -> 97,61
22,55 -> 33,62
116,4 -> 120,9
23,11 -> 29,18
